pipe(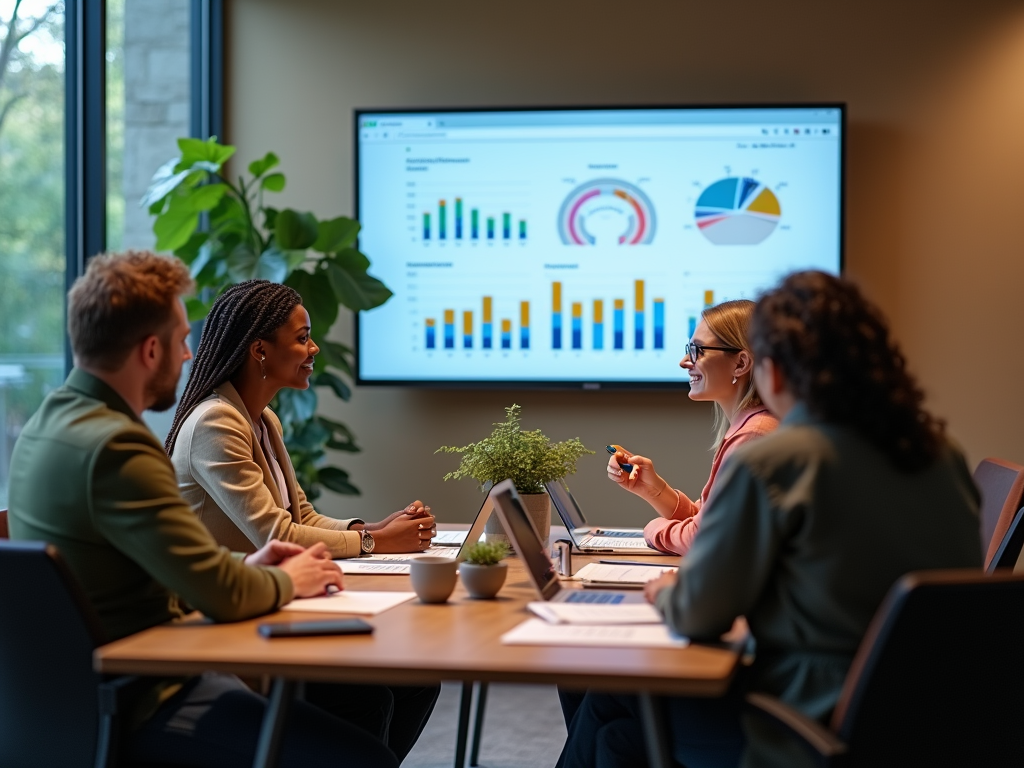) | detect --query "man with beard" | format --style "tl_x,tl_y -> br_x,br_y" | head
7,251 -> 397,767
